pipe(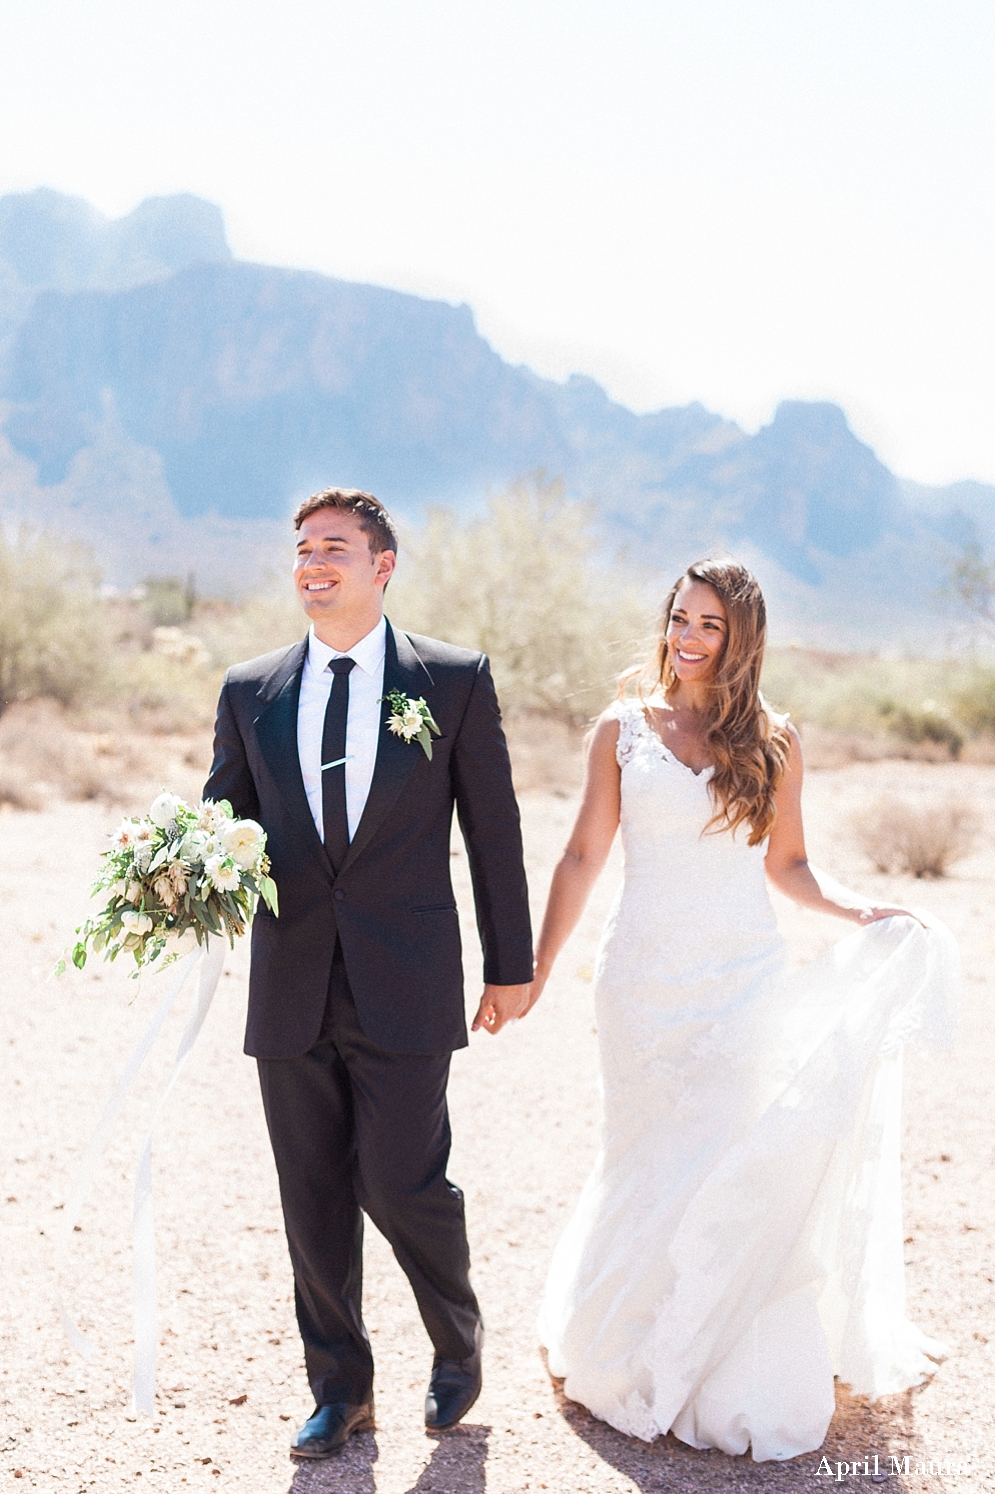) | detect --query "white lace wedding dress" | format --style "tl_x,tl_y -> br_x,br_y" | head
538,699 -> 960,1462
